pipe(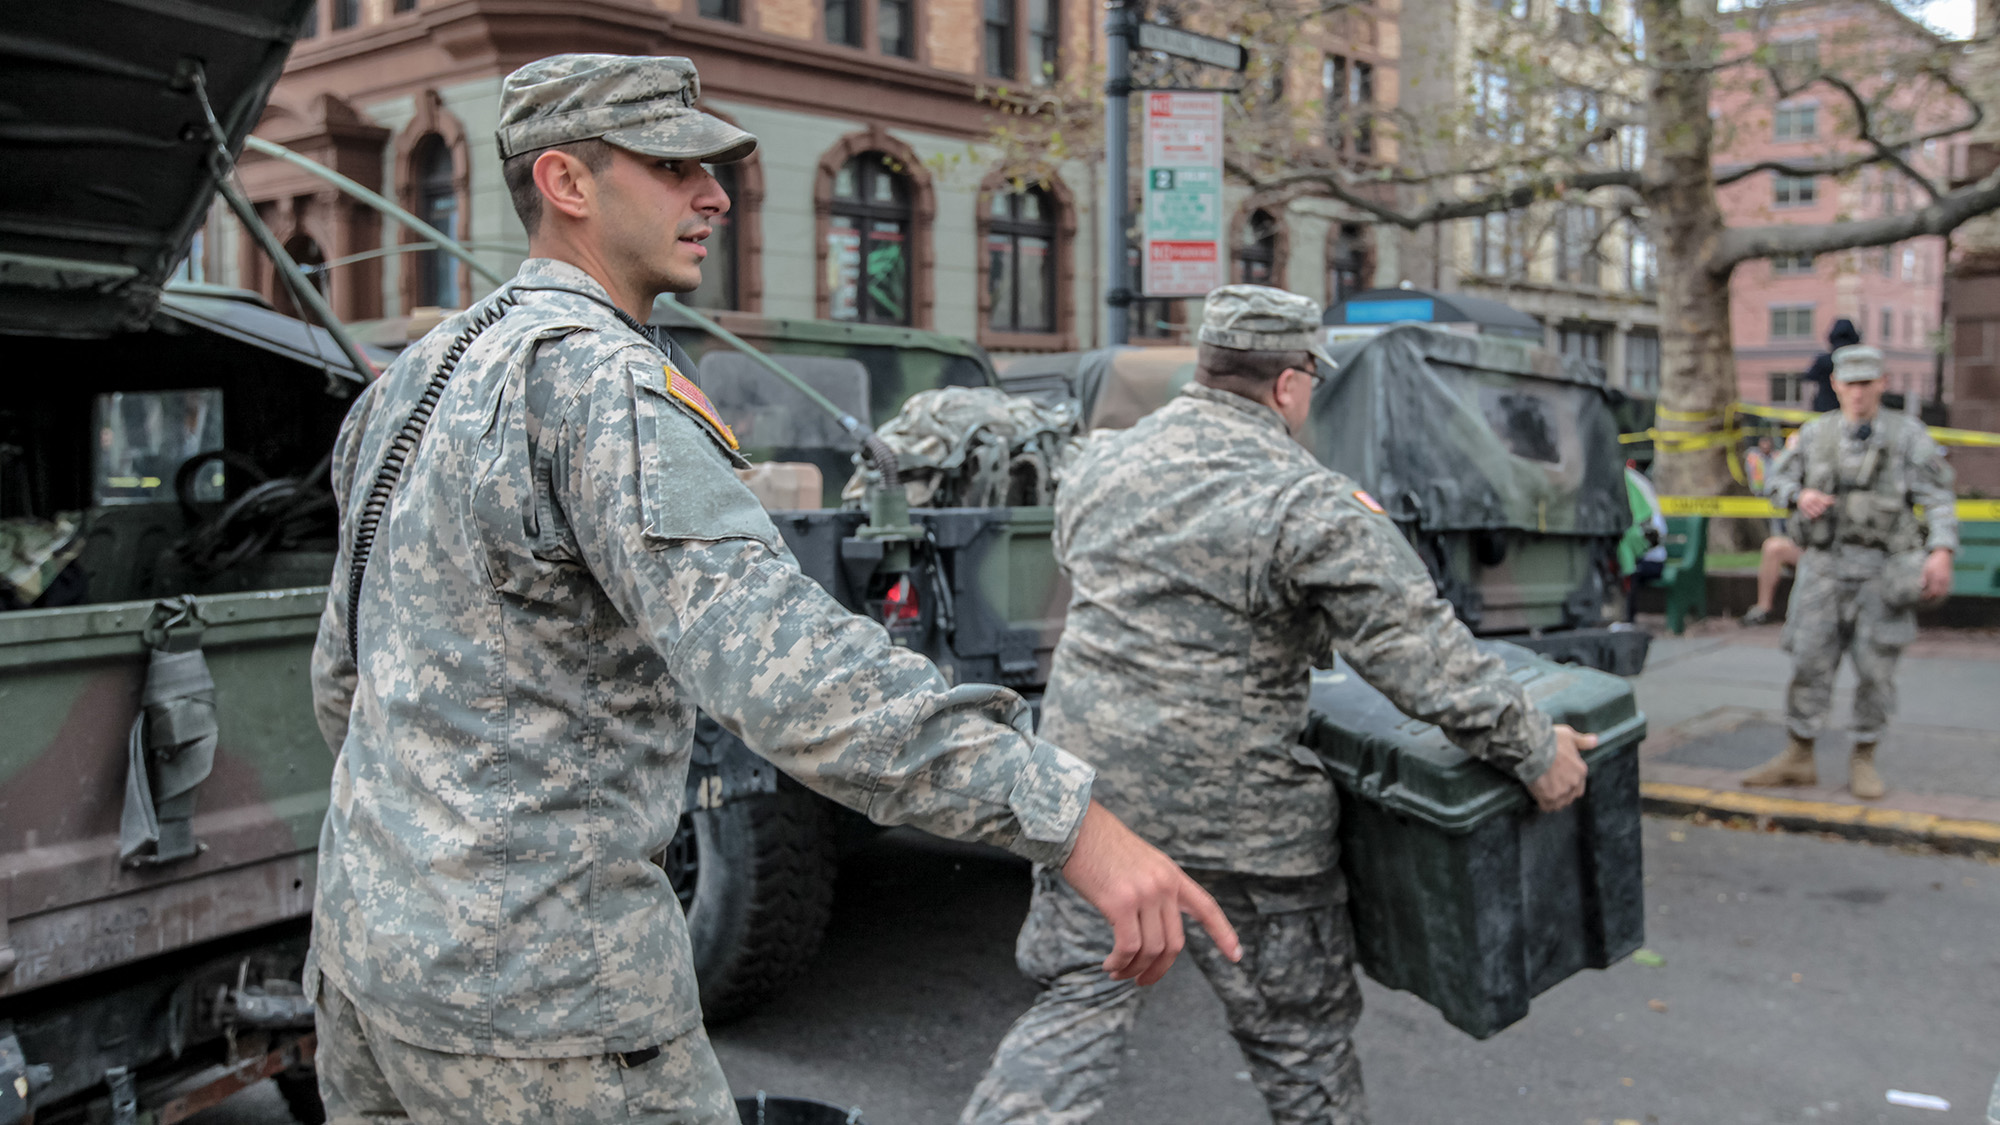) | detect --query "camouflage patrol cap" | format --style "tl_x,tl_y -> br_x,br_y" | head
496,54 -> 757,164
1198,284 -> 1339,373
1831,344 -> 1884,383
